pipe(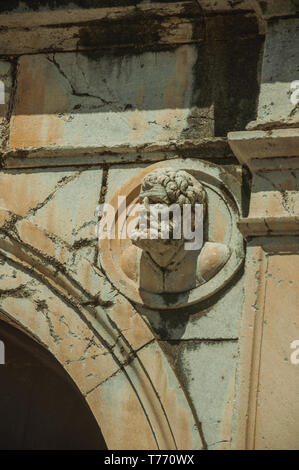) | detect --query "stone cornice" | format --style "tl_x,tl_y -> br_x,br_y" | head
228,128 -> 299,171
253,0 -> 299,20
0,1 -> 263,55
229,128 -> 299,239
238,216 -> 299,239
0,1 -> 255,27
0,137 -> 234,169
